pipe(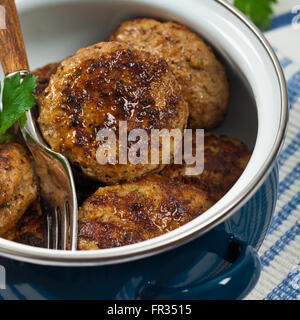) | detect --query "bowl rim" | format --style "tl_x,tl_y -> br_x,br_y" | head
0,0 -> 288,266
